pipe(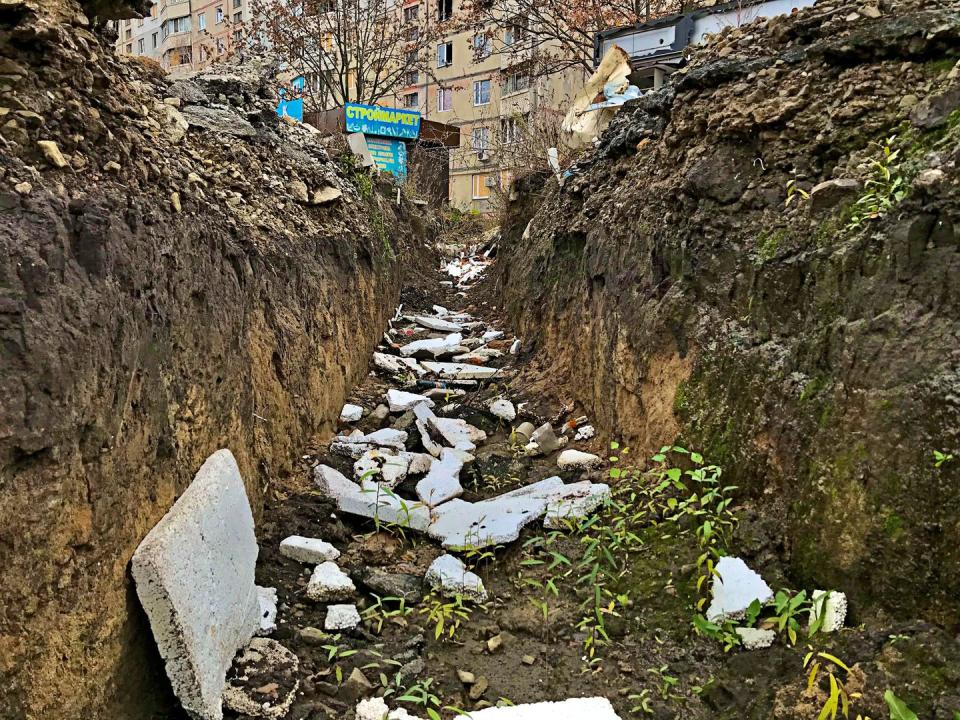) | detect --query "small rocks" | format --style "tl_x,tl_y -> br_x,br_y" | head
457,669 -> 476,684
486,634 -> 503,653
521,654 -> 536,665
324,603 -> 361,631
288,179 -> 309,204
37,140 -> 68,168
735,626 -> 776,650
305,561 -> 356,602
340,667 -> 373,703
468,675 -> 489,700
340,403 -> 364,422
809,178 -> 861,213
280,536 -> 340,564
557,449 -> 602,470
425,554 -> 488,602
355,567 -> 425,604
13,181 -> 31,195
574,424 -> 595,441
